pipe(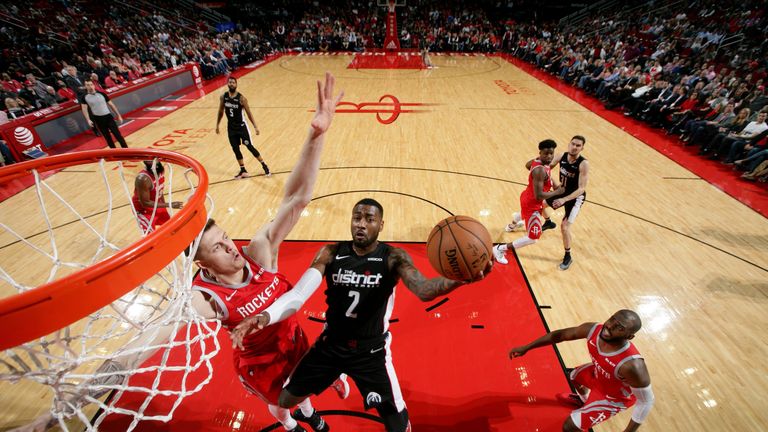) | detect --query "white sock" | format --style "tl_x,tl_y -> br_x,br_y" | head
298,398 -> 314,417
512,236 -> 536,249
268,404 -> 298,430
498,244 -> 508,252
